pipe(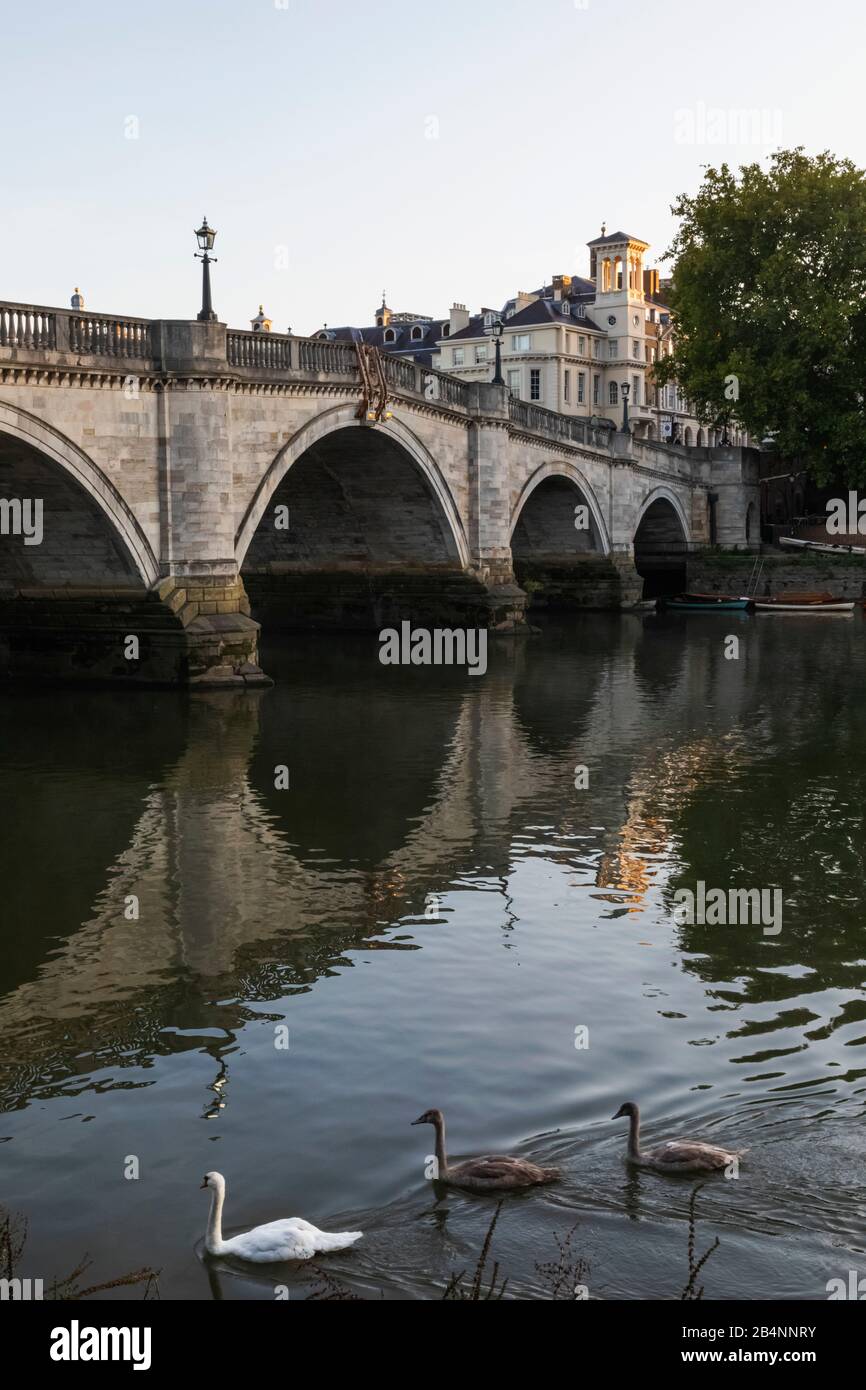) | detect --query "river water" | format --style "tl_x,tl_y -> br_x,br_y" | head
1,612 -> 864,1300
